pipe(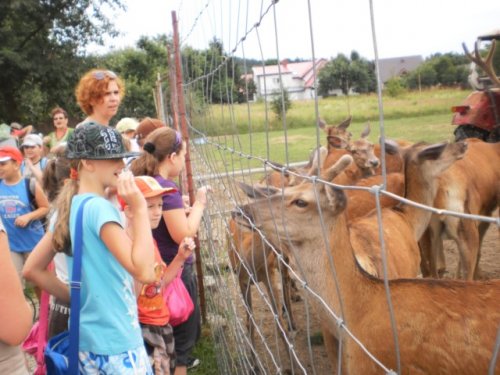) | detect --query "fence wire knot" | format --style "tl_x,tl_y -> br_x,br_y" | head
369,184 -> 382,195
